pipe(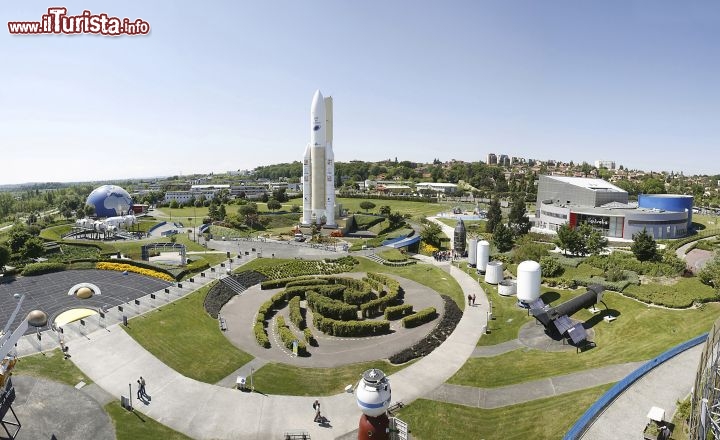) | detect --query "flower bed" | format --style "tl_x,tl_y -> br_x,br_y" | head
95,262 -> 174,281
